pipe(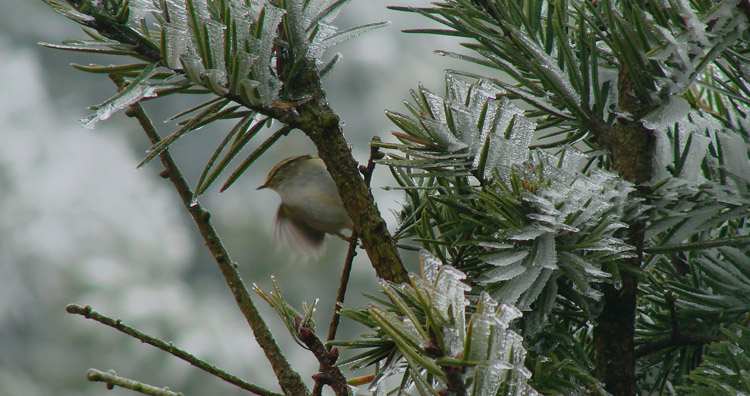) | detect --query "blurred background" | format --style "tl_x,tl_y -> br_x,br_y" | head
0,1 -> 475,395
